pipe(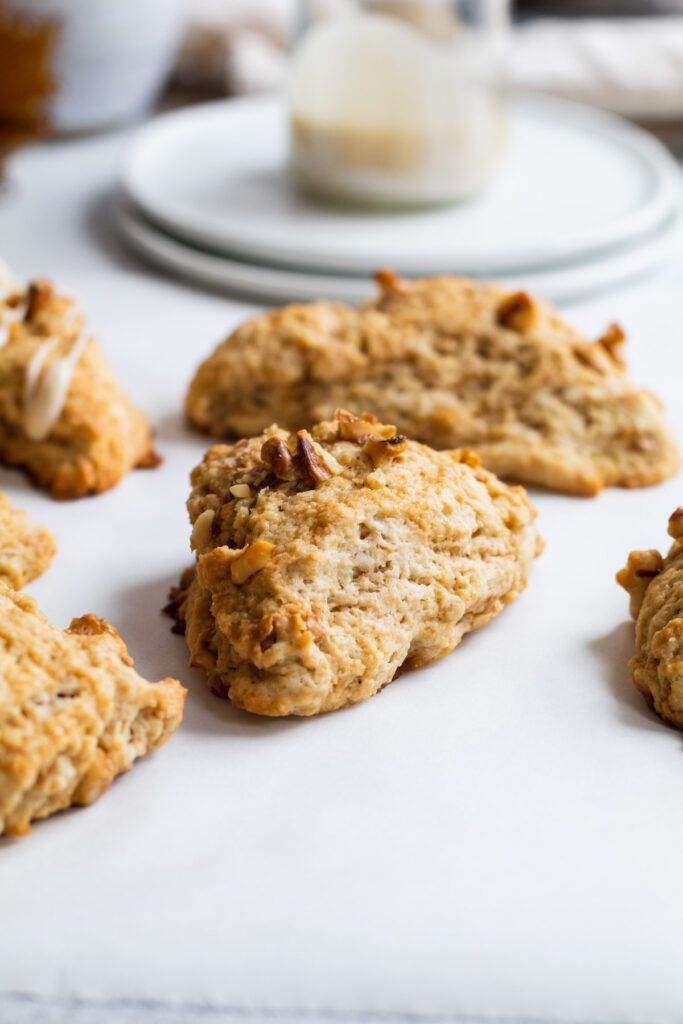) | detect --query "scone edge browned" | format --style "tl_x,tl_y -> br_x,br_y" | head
0,585 -> 186,837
